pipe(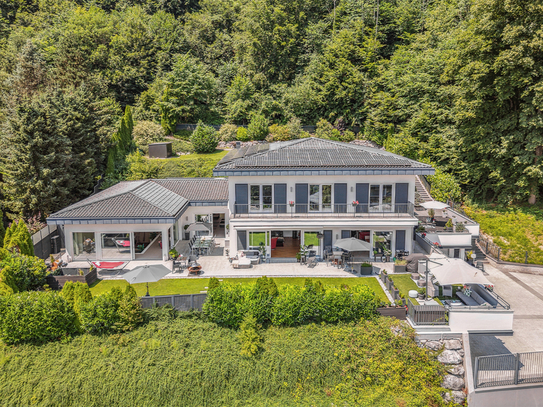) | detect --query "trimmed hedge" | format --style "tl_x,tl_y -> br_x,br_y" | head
203,278 -> 380,328
0,291 -> 79,345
